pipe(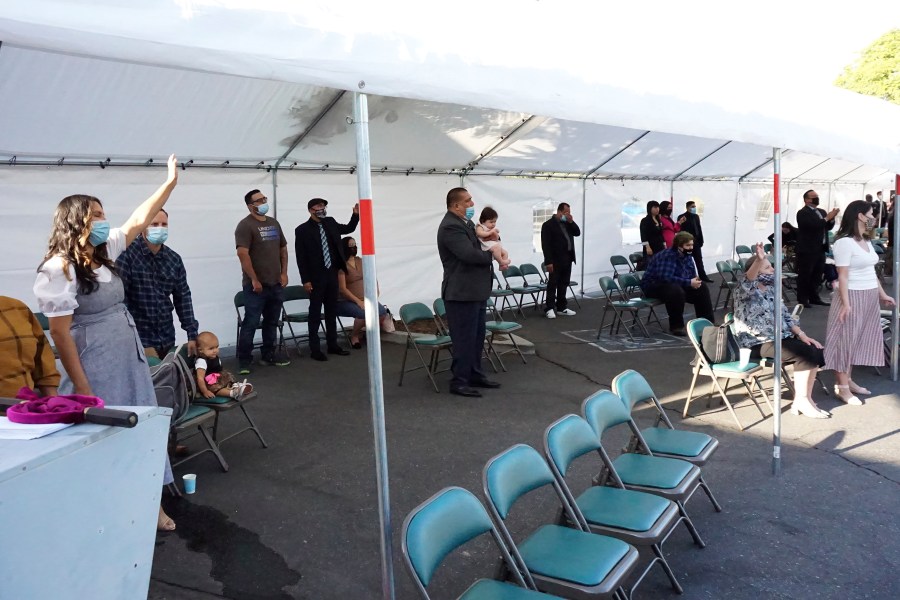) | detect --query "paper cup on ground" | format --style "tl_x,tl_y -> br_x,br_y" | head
739,348 -> 751,368
183,474 -> 197,494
